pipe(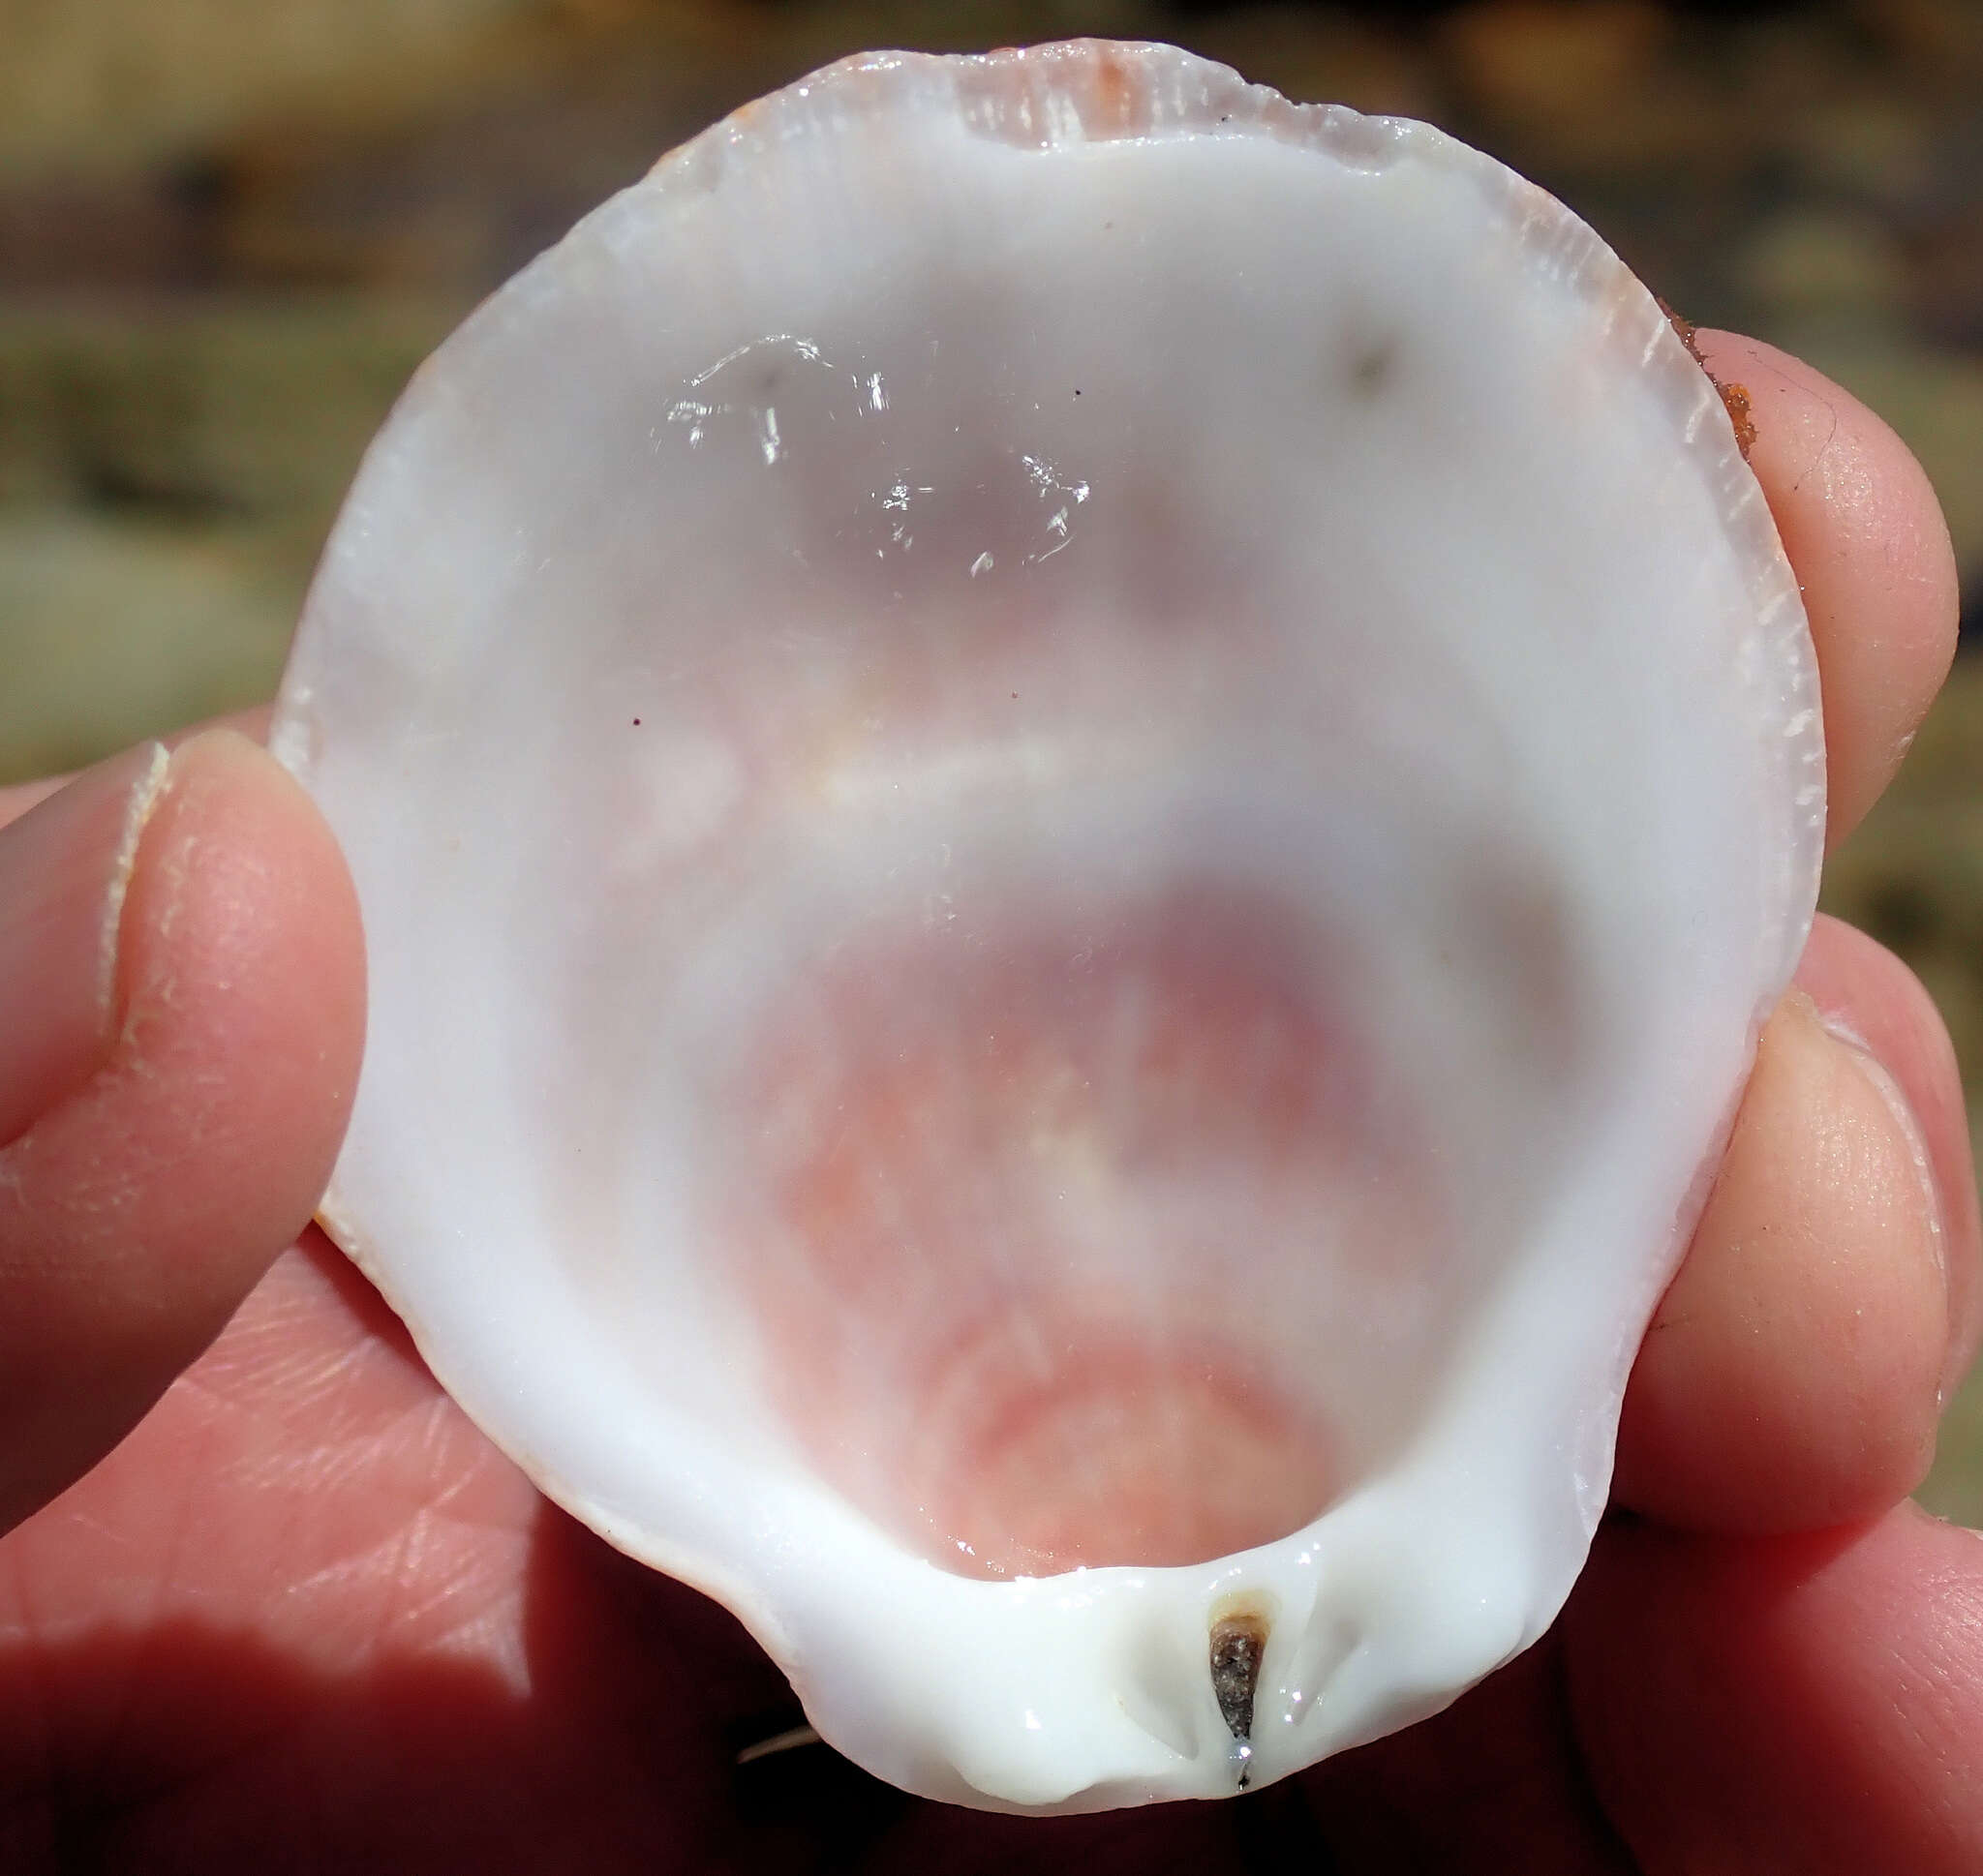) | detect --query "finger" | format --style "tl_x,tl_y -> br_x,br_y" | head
1693,331 -> 1959,849
1565,1503 -> 1983,1876
1613,915 -> 1974,1532
0,705 -> 275,832
1297,1631 -> 1634,1874
0,729 -> 365,1531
